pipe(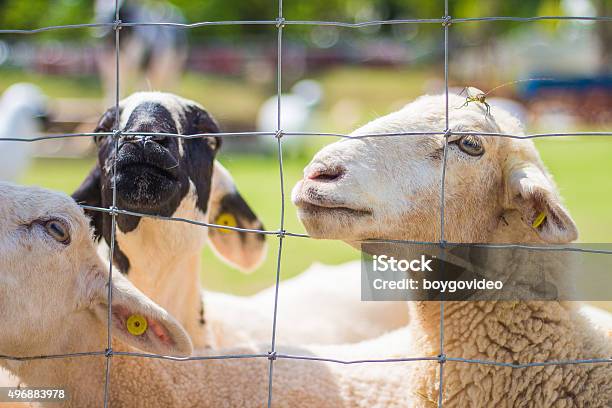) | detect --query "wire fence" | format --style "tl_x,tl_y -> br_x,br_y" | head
0,0 -> 611,407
